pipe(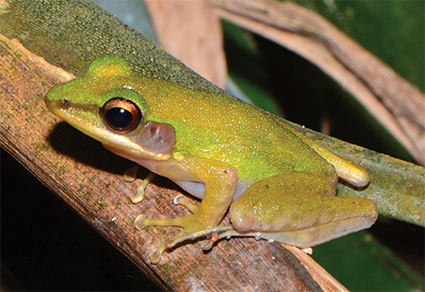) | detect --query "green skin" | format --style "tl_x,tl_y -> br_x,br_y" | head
46,55 -> 378,264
